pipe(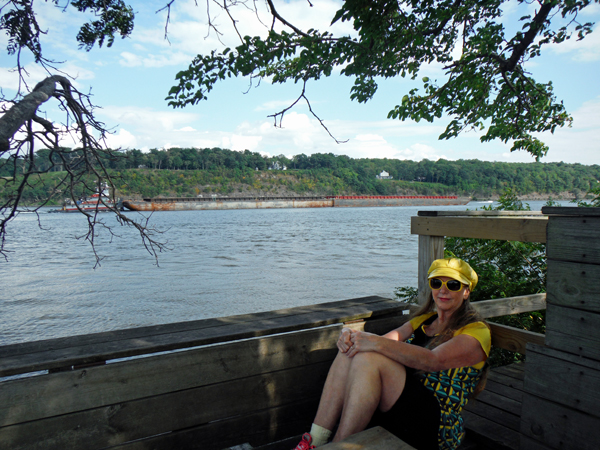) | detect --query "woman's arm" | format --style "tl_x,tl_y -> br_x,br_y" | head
382,321 -> 415,342
347,331 -> 487,372
338,320 -> 414,354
